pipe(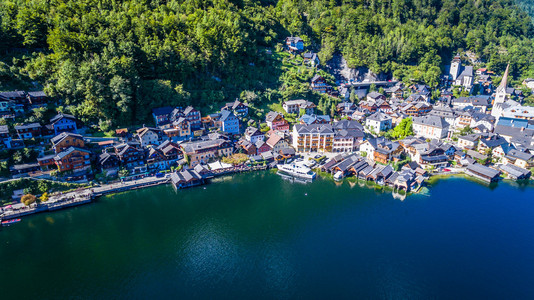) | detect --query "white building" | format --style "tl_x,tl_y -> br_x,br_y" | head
282,99 -> 316,114
412,115 -> 449,139
365,112 -> 392,133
